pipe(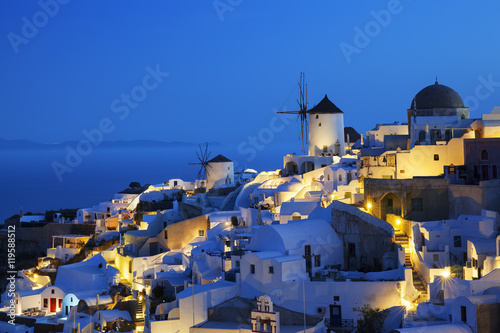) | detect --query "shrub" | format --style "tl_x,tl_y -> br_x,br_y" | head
354,304 -> 389,333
